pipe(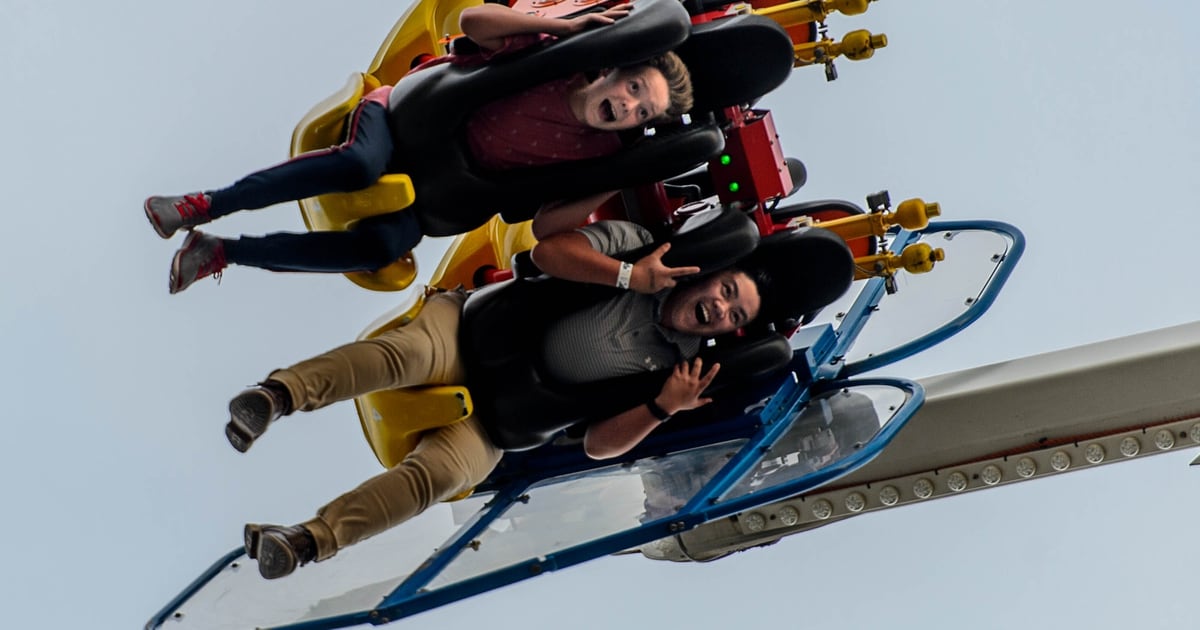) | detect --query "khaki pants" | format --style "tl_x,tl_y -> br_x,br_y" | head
268,291 -> 503,560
